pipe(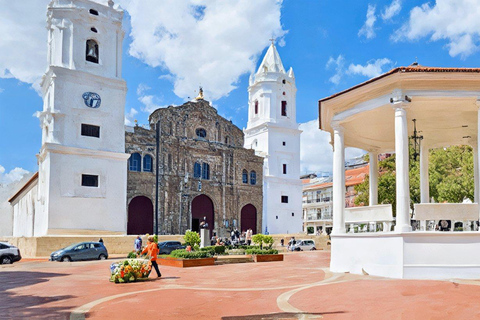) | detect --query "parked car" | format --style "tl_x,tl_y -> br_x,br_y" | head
0,242 -> 22,264
291,239 -> 316,251
50,242 -> 108,262
158,241 -> 185,254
